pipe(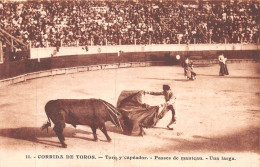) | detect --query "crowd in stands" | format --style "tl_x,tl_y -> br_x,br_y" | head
0,0 -> 259,48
